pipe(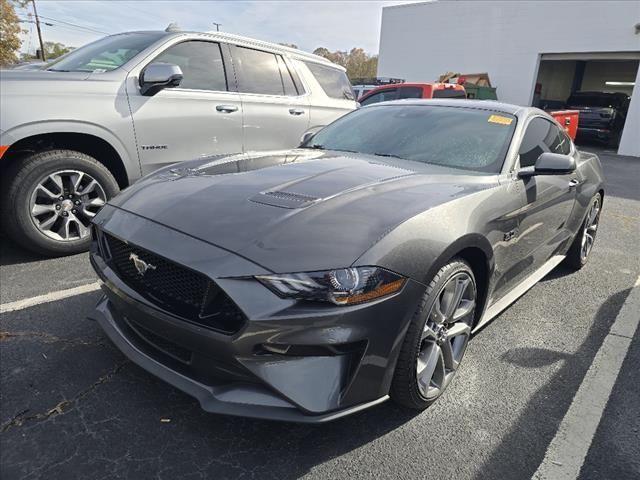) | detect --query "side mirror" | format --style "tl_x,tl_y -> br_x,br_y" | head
518,152 -> 576,178
300,131 -> 315,146
299,126 -> 324,147
140,63 -> 183,96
